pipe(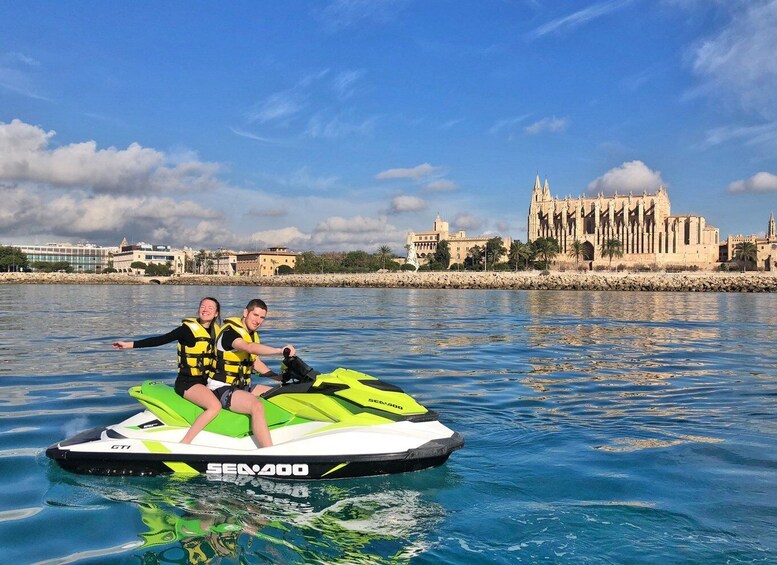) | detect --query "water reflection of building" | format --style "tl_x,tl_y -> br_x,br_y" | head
527,176 -> 720,269
719,212 -> 777,271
